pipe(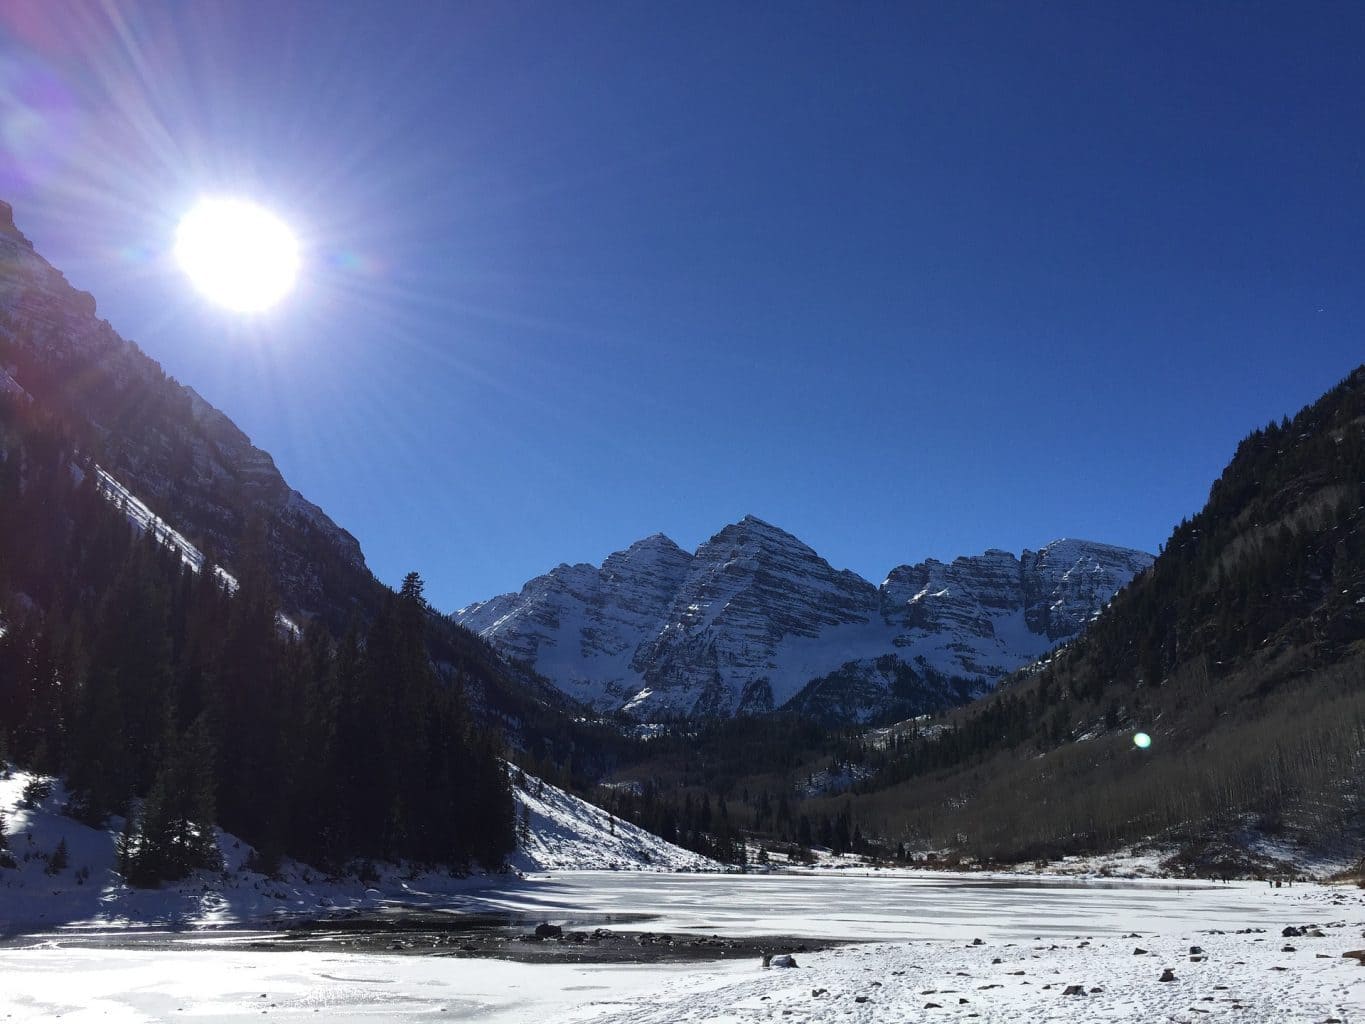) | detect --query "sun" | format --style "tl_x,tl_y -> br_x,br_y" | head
175,198 -> 299,313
